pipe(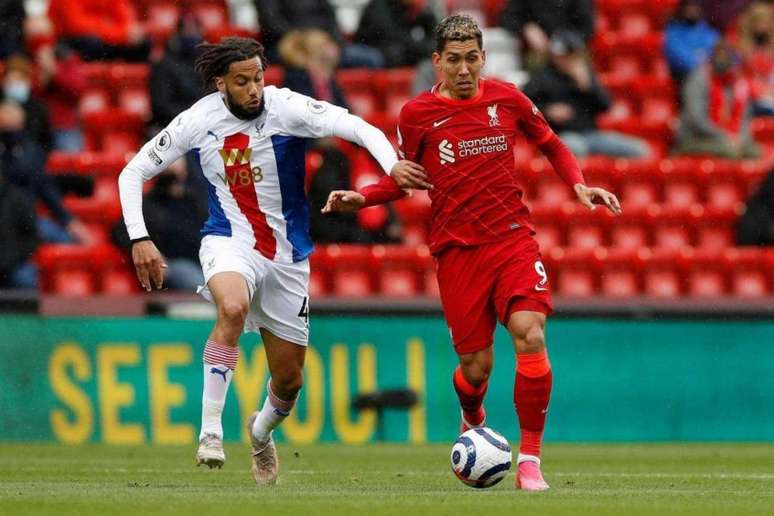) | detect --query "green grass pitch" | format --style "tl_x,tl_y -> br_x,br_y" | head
1,443 -> 773,515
